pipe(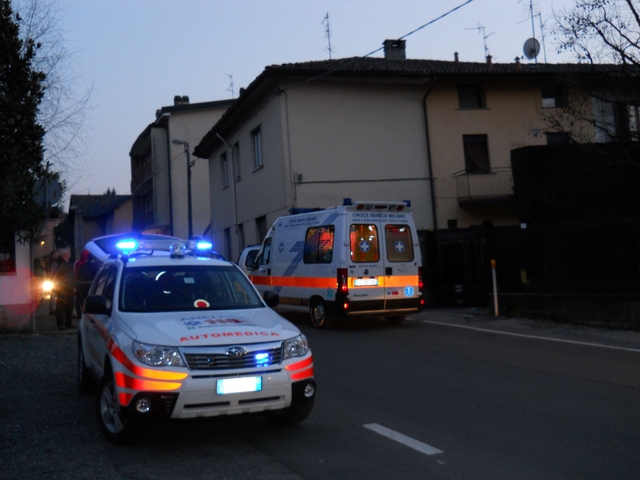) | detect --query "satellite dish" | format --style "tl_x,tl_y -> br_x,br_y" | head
523,37 -> 540,60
